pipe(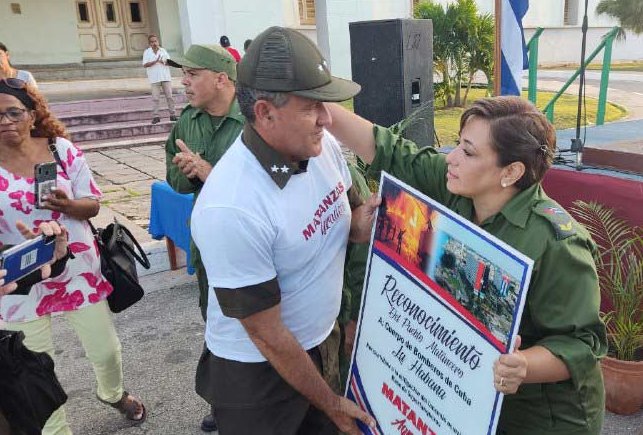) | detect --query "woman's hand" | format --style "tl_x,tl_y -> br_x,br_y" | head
0,221 -> 68,296
0,269 -> 18,295
42,188 -> 72,214
493,336 -> 527,394
350,193 -> 381,243
42,189 -> 99,220
20,220 -> 68,262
